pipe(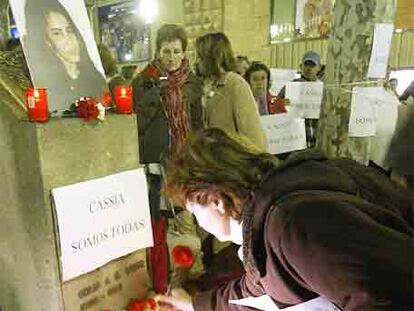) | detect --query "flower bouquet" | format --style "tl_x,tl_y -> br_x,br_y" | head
73,96 -> 105,121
